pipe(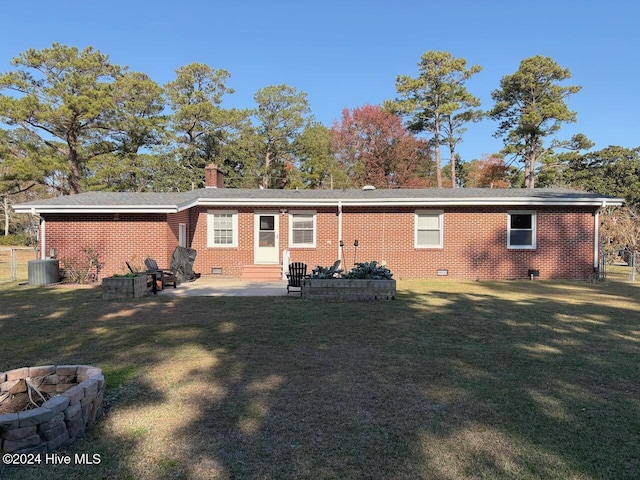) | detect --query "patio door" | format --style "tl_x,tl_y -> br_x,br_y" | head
254,213 -> 279,264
